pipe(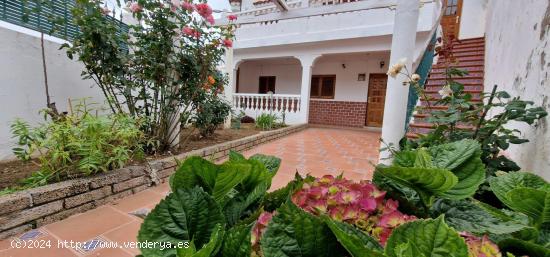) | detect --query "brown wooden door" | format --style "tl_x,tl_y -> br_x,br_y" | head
259,76 -> 276,94
366,74 -> 388,127
441,0 -> 463,39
